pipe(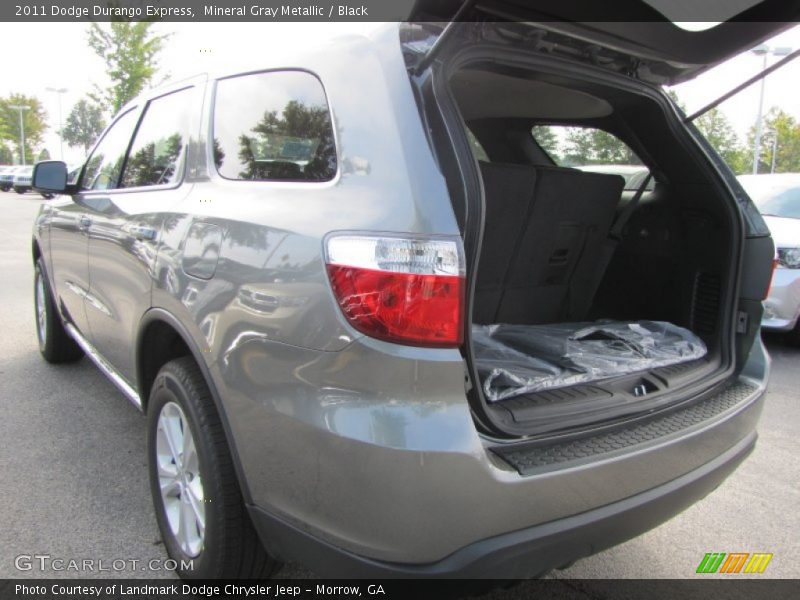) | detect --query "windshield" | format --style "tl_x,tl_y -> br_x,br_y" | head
739,176 -> 800,219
